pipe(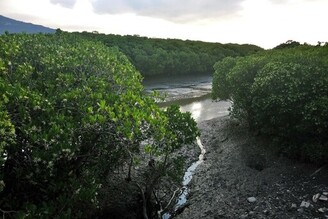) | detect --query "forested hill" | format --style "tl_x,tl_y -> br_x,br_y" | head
0,15 -> 55,34
74,31 -> 263,77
